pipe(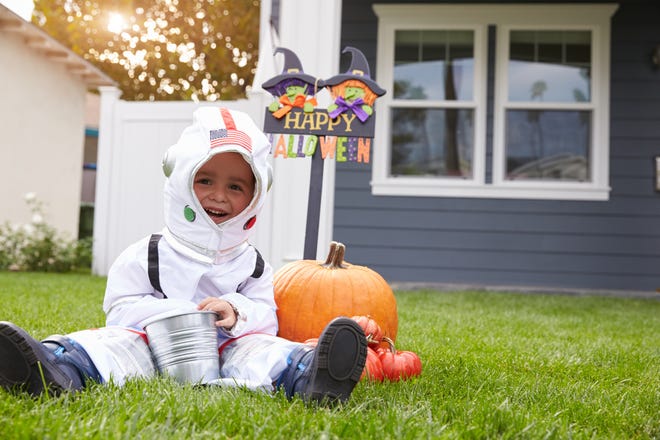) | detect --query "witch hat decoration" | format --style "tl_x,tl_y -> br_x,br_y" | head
320,47 -> 386,97
261,47 -> 318,97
